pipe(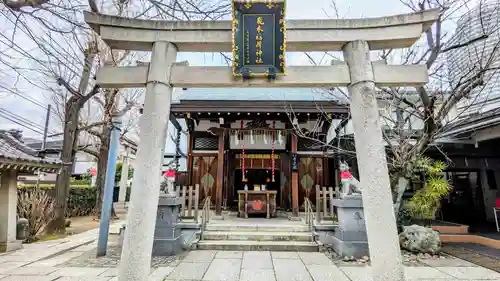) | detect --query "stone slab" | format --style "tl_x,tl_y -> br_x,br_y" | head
202,258 -> 241,281
271,251 -> 300,259
166,262 -> 210,280
242,251 -> 273,269
273,258 -> 312,281
52,277 -> 114,281
339,266 -> 372,281
0,261 -> 28,273
298,252 -> 333,265
149,267 -> 176,281
404,266 -> 453,279
215,251 -> 243,259
99,267 -> 119,277
4,265 -> 58,275
0,276 -> 59,281
29,251 -> 86,267
183,250 -> 216,262
49,267 -> 108,277
306,264 -> 350,281
239,269 -> 276,281
435,266 -> 500,279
